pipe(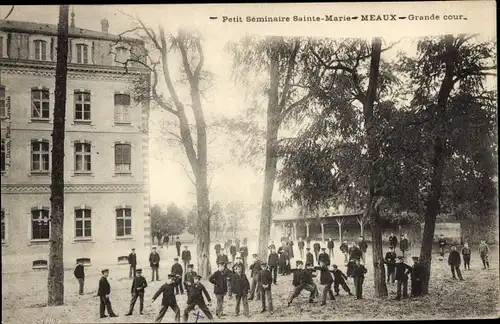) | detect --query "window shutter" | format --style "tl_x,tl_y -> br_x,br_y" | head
123,145 -> 131,164
115,145 -> 123,164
